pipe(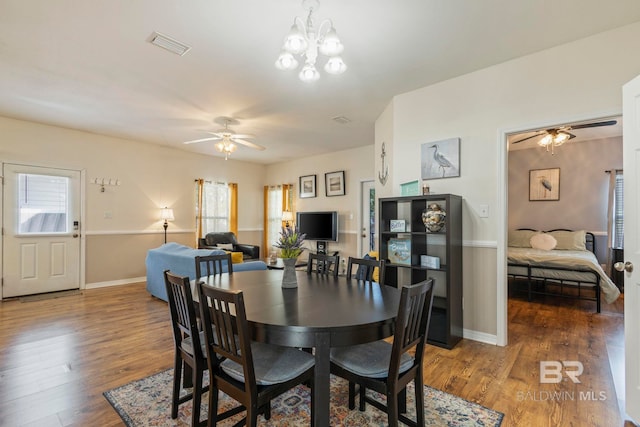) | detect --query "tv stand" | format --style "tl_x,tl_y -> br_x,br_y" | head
316,241 -> 327,254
